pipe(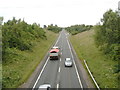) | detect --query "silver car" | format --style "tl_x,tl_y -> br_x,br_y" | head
38,84 -> 51,90
65,58 -> 73,67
